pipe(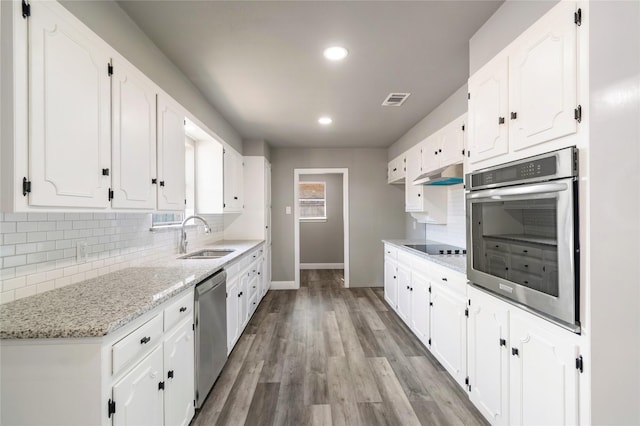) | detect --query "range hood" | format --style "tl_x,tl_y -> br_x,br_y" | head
413,163 -> 464,186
